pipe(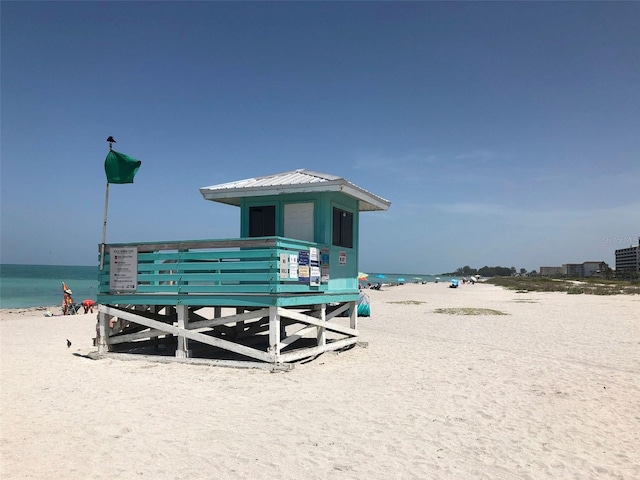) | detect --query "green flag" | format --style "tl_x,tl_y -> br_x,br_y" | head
104,150 -> 142,184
